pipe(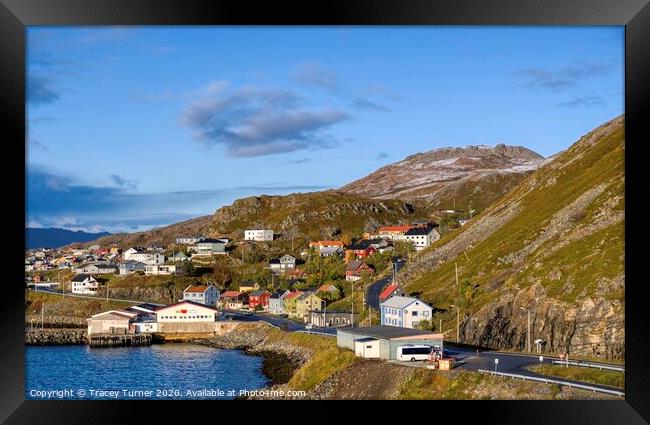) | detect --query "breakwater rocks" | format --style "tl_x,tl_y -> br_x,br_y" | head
26,329 -> 87,345
199,324 -> 309,386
